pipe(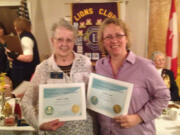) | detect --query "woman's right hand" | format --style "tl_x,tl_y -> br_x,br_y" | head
113,114 -> 143,128
39,119 -> 64,131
